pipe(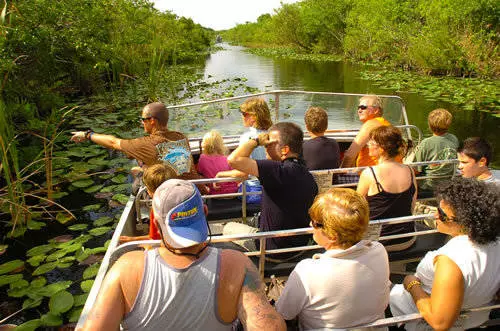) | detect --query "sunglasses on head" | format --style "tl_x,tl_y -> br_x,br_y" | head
311,219 -> 324,229
437,206 -> 454,222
